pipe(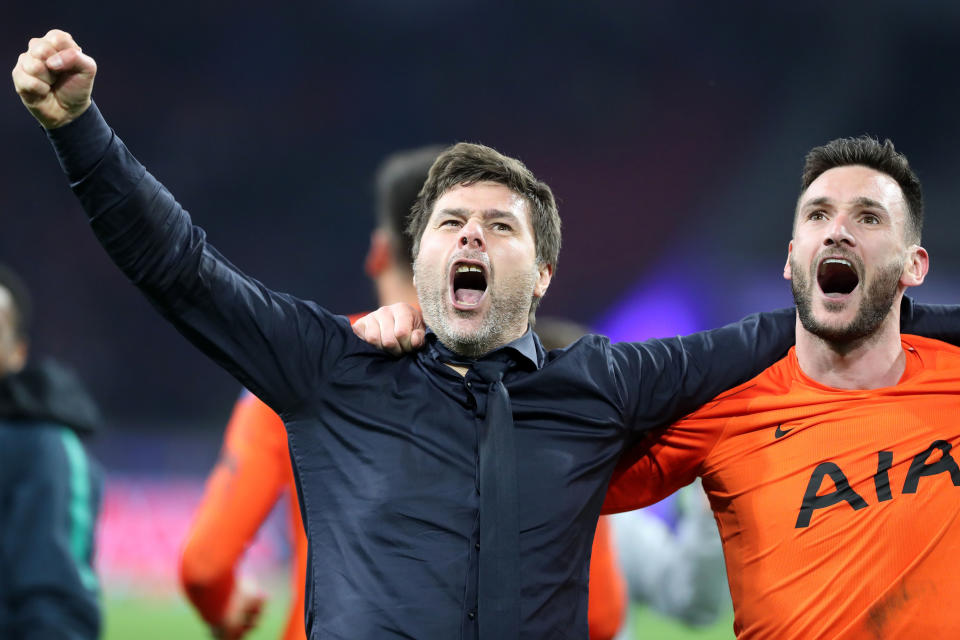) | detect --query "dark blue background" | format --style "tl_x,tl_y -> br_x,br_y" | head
4,2 -> 960,444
